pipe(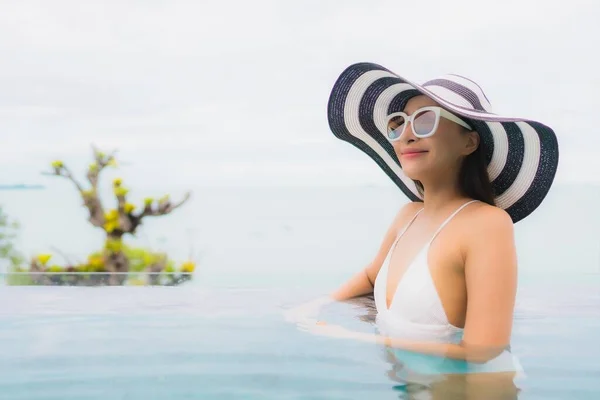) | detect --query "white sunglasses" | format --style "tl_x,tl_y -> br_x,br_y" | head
385,106 -> 472,141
